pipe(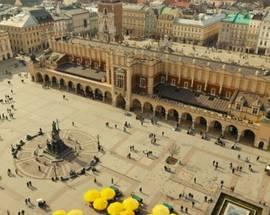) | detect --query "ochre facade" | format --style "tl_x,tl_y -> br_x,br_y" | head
28,38 -> 270,150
